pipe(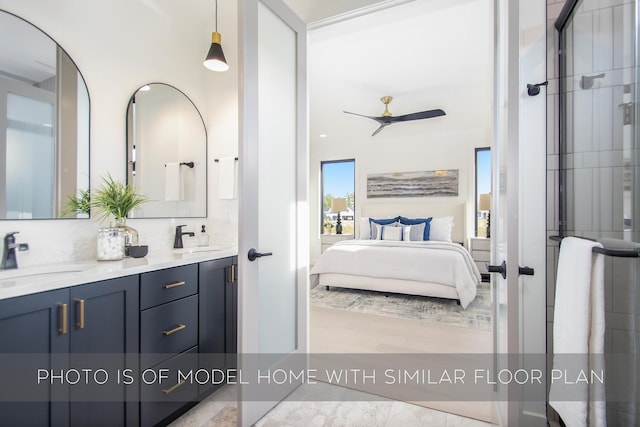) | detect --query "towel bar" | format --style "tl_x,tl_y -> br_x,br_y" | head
214,157 -> 238,162
549,235 -> 640,258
